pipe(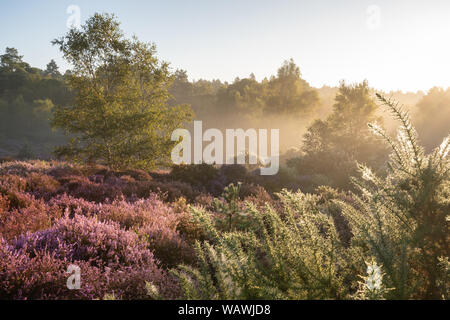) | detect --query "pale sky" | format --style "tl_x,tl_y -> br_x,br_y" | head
1,0 -> 450,92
